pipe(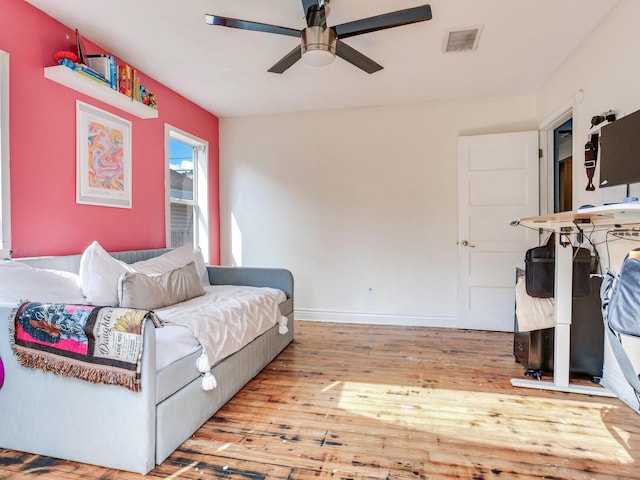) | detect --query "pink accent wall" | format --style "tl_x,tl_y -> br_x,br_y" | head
0,0 -> 220,262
